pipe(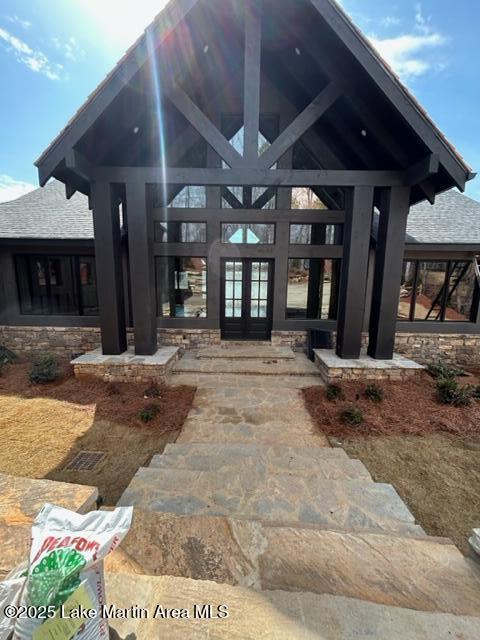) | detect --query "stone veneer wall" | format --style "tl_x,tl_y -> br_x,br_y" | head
0,325 -> 221,358
272,330 -> 480,366
0,325 -> 478,366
